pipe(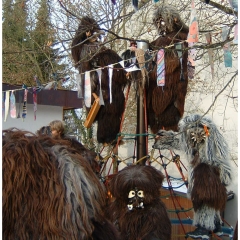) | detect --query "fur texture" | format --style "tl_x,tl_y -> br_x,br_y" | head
71,17 -> 129,144
147,4 -> 189,133
105,165 -> 171,240
2,129 -> 120,240
153,114 -> 232,230
121,5 -> 189,133
36,126 -> 101,175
